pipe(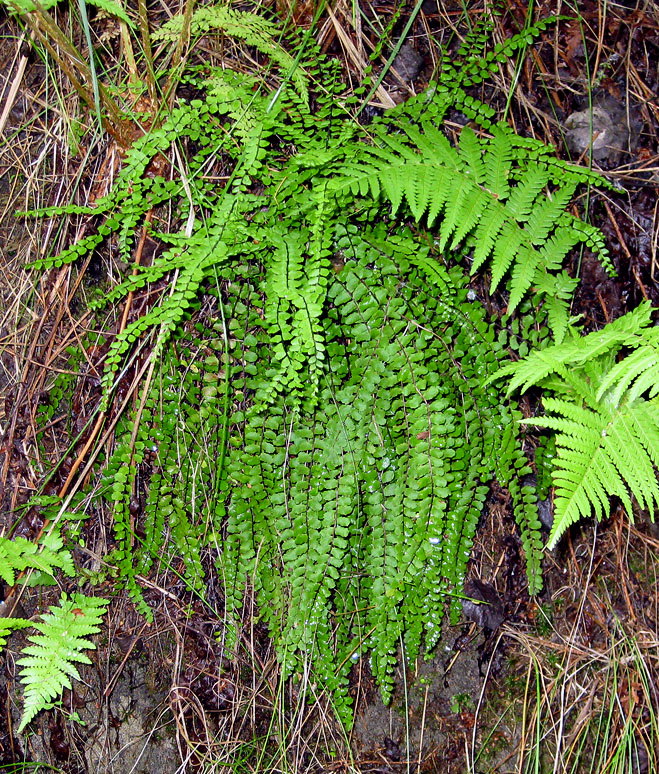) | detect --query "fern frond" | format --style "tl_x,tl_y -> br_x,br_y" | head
0,531 -> 75,587
496,302 -> 655,395
500,303 -> 659,548
17,594 -> 109,732
526,397 -> 659,550
484,125 -> 513,200
506,167 -> 550,221
153,6 -> 308,102
596,326 -> 659,404
331,121 -> 607,333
